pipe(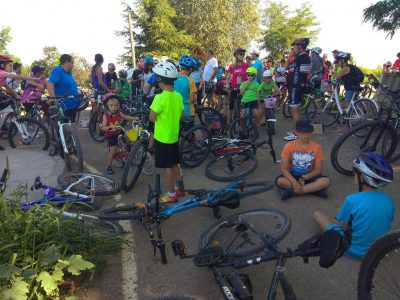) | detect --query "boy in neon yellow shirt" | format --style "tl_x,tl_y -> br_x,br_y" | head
150,61 -> 184,203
